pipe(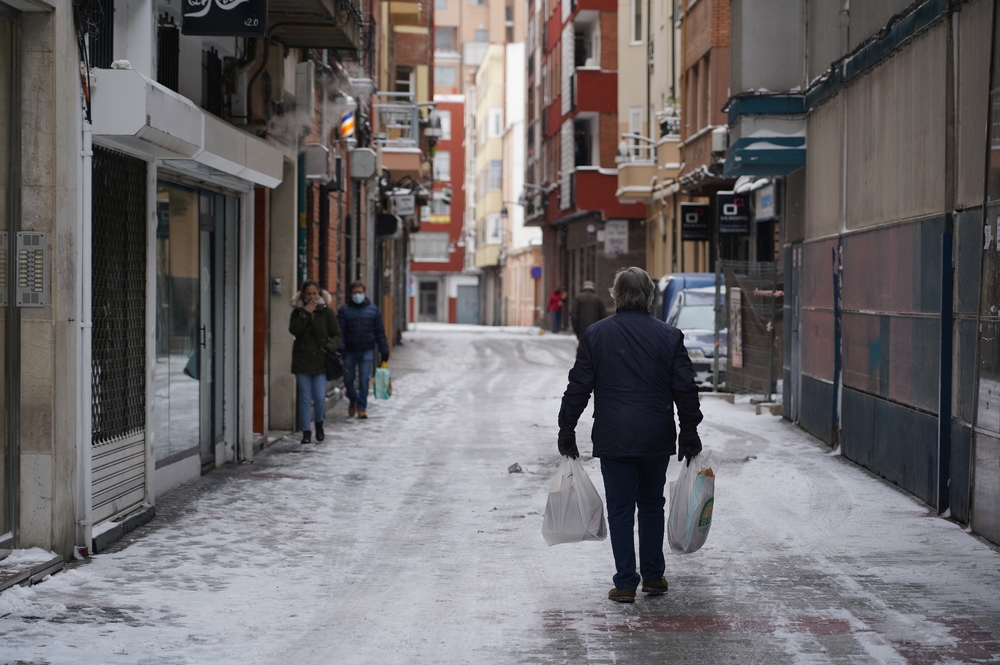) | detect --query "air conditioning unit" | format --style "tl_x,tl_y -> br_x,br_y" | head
711,126 -> 729,154
295,61 -> 315,116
